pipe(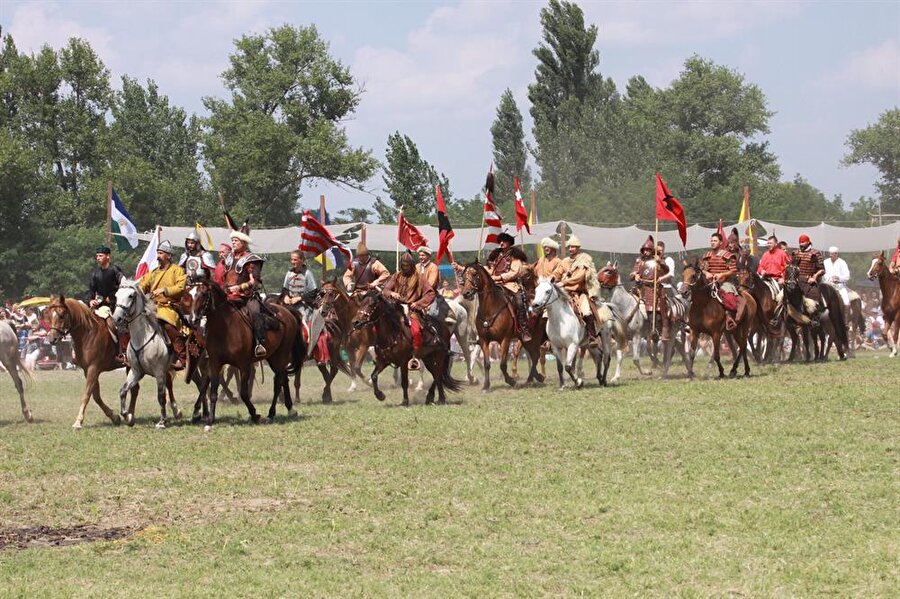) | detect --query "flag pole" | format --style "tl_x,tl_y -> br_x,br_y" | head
319,194 -> 327,279
477,203 -> 486,263
106,180 -> 113,247
651,217 -> 659,338
396,207 -> 403,271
